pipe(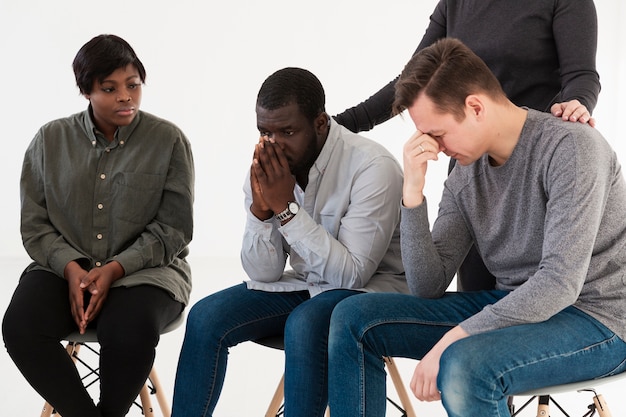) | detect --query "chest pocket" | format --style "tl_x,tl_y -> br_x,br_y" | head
111,172 -> 165,224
